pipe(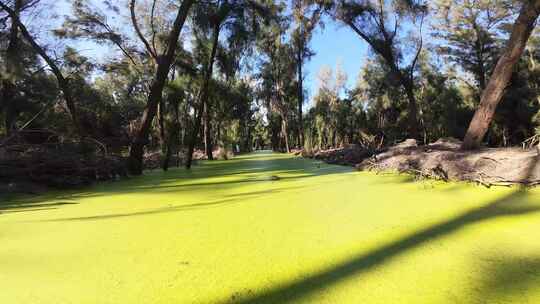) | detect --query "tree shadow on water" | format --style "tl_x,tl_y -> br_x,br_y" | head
466,254 -> 540,303
49,154 -> 350,200
35,186 -> 303,222
217,154 -> 540,303
0,200 -> 77,214
218,188 -> 540,304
